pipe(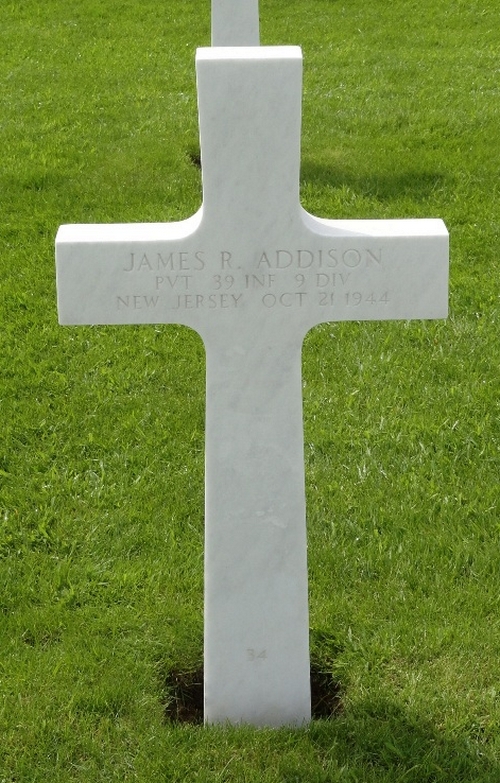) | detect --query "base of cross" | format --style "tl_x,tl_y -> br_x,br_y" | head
55,46 -> 448,728
164,663 -> 342,724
